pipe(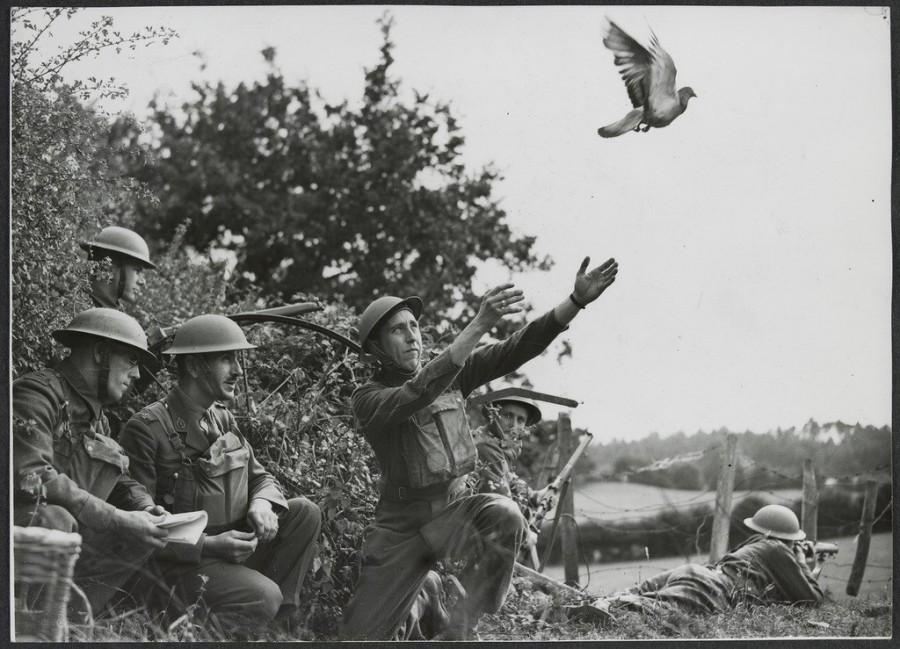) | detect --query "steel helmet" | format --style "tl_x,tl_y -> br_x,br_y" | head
80,226 -> 156,269
163,314 -> 257,355
743,504 -> 806,541
52,308 -> 156,366
357,295 -> 423,363
492,396 -> 542,427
